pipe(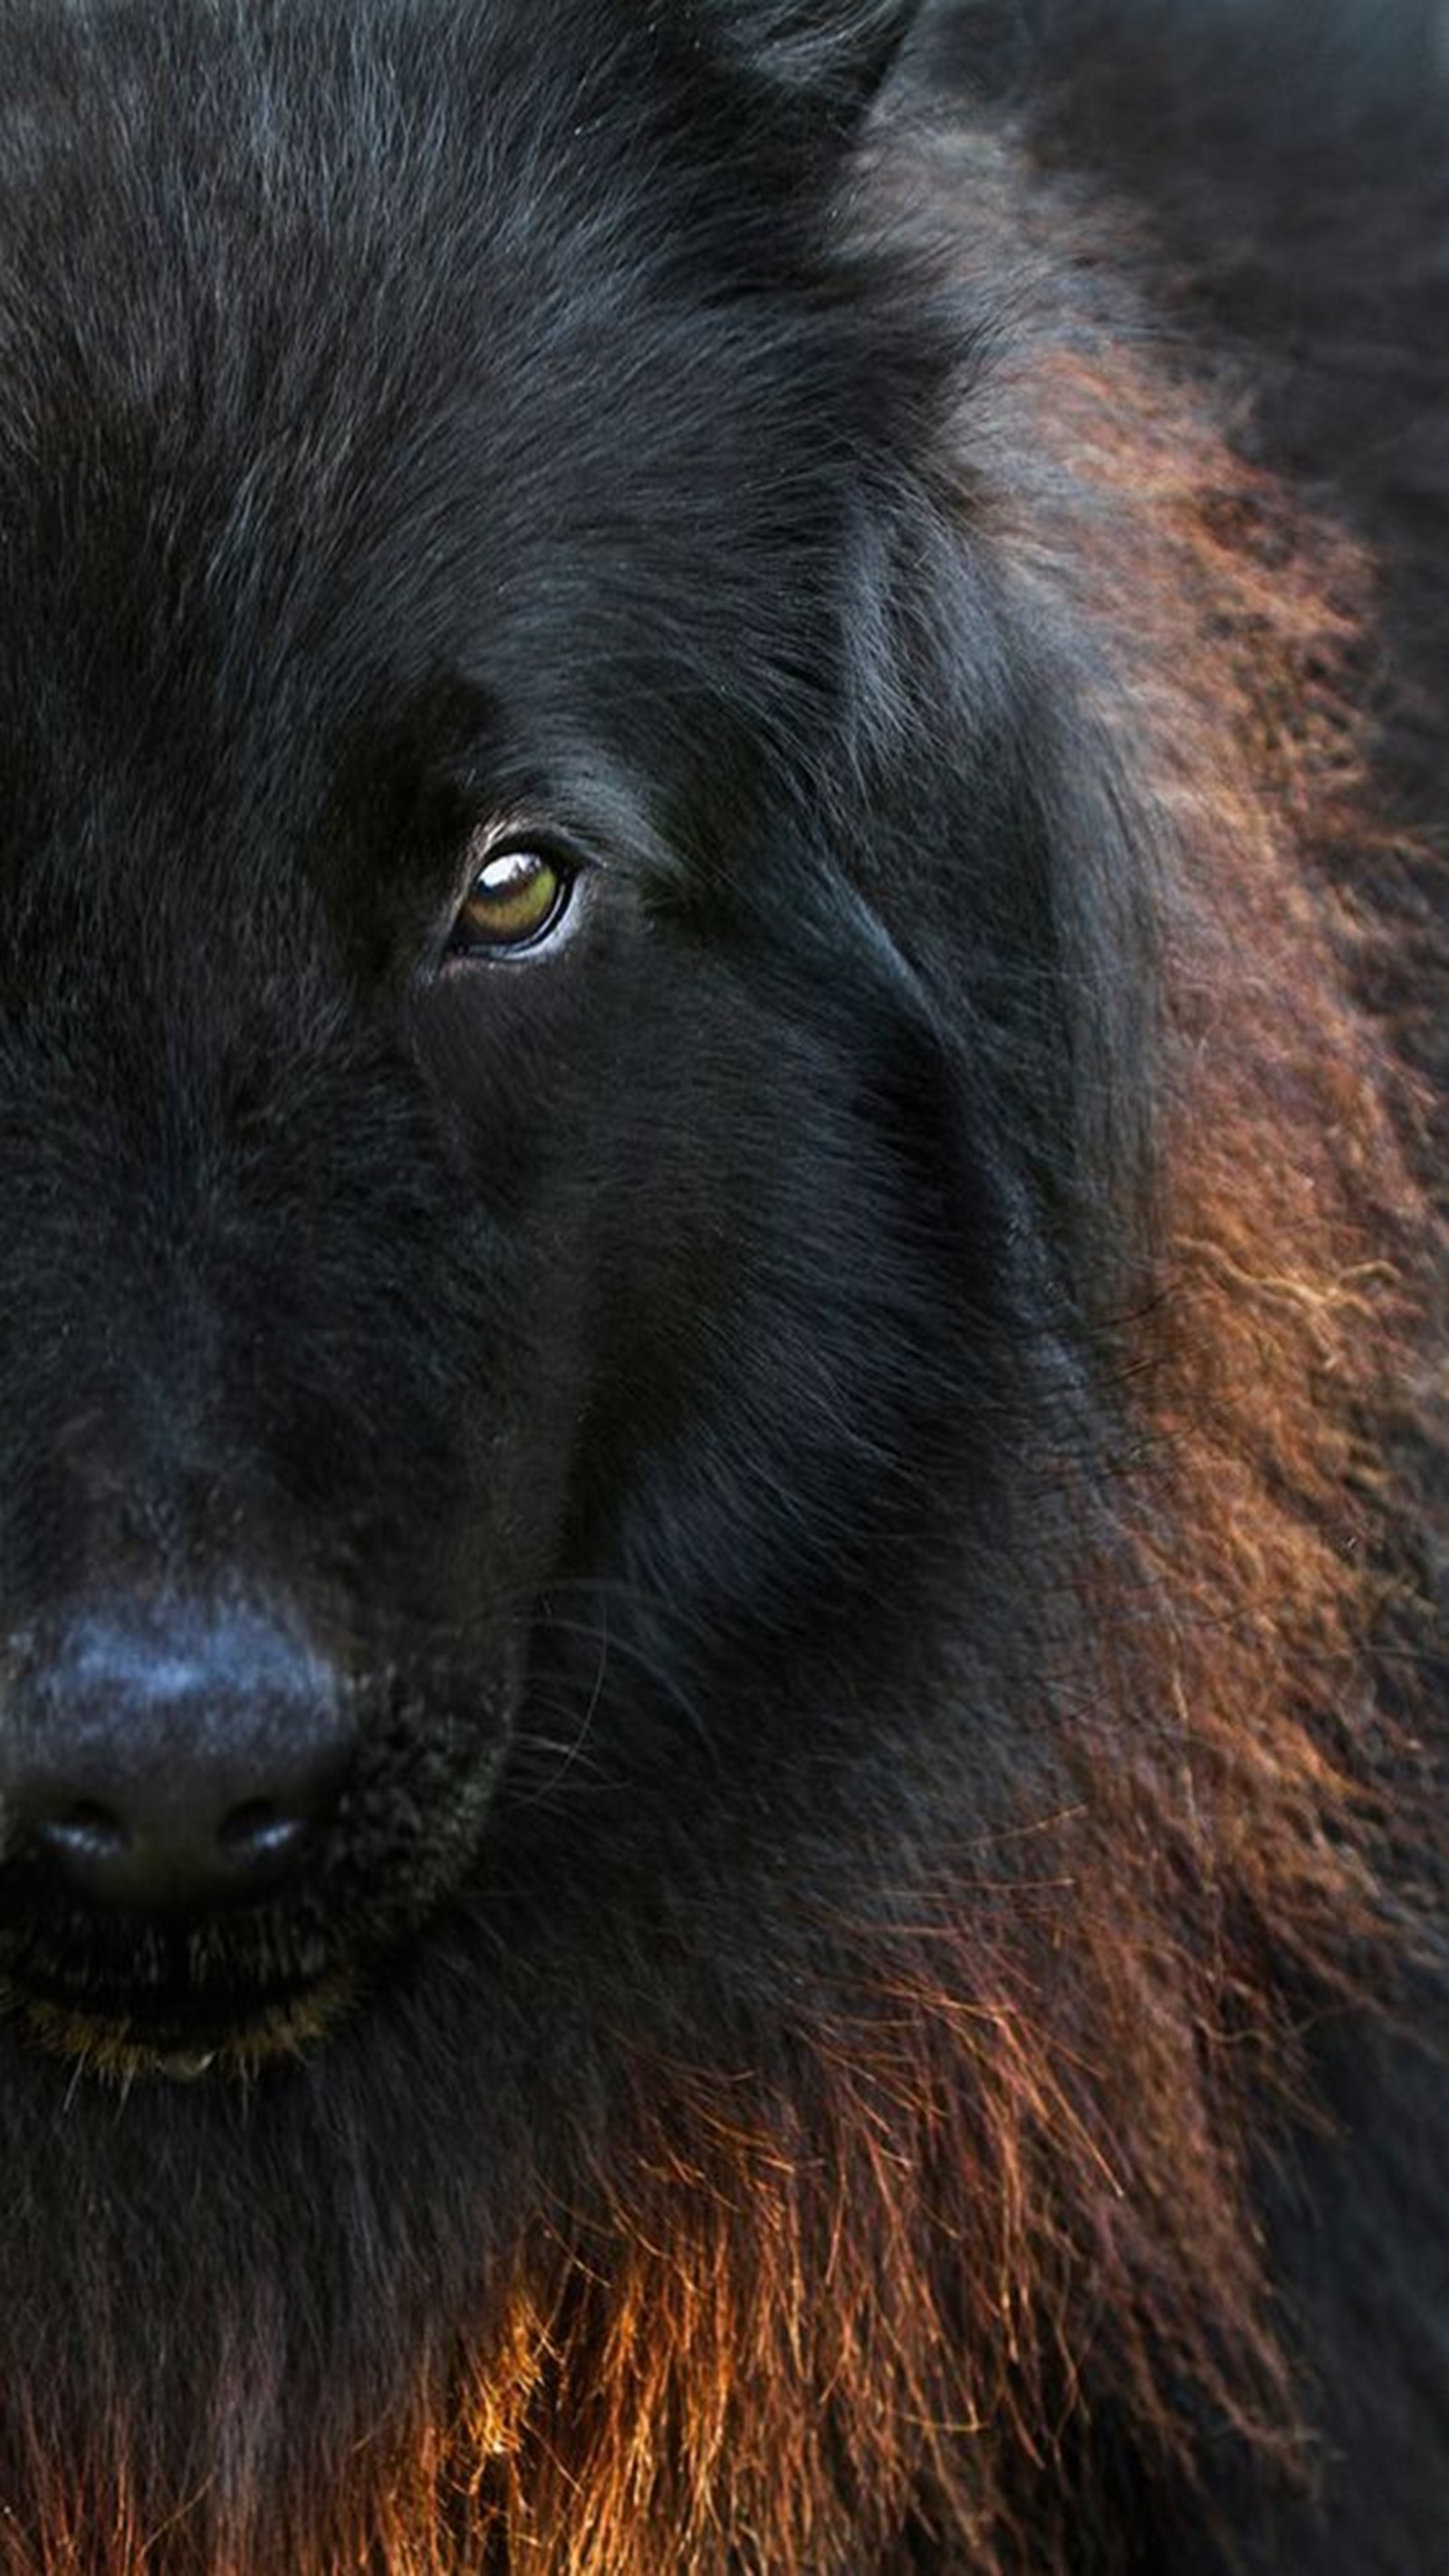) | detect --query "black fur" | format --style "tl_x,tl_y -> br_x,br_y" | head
0,5 -> 1443,2571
